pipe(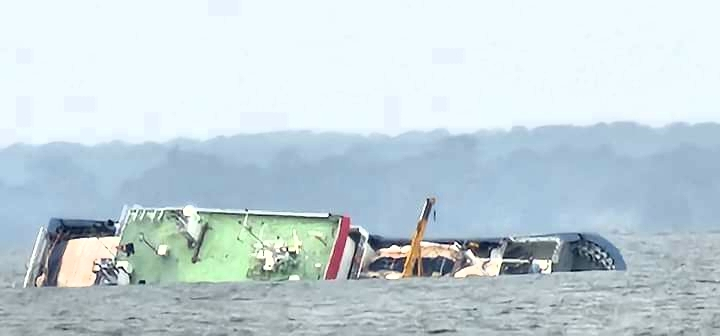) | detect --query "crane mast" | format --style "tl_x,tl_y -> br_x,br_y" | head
401,197 -> 436,278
